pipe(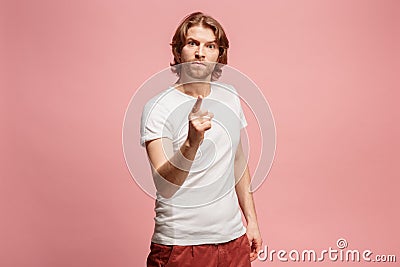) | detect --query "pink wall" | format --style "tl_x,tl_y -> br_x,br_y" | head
2,0 -> 399,266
